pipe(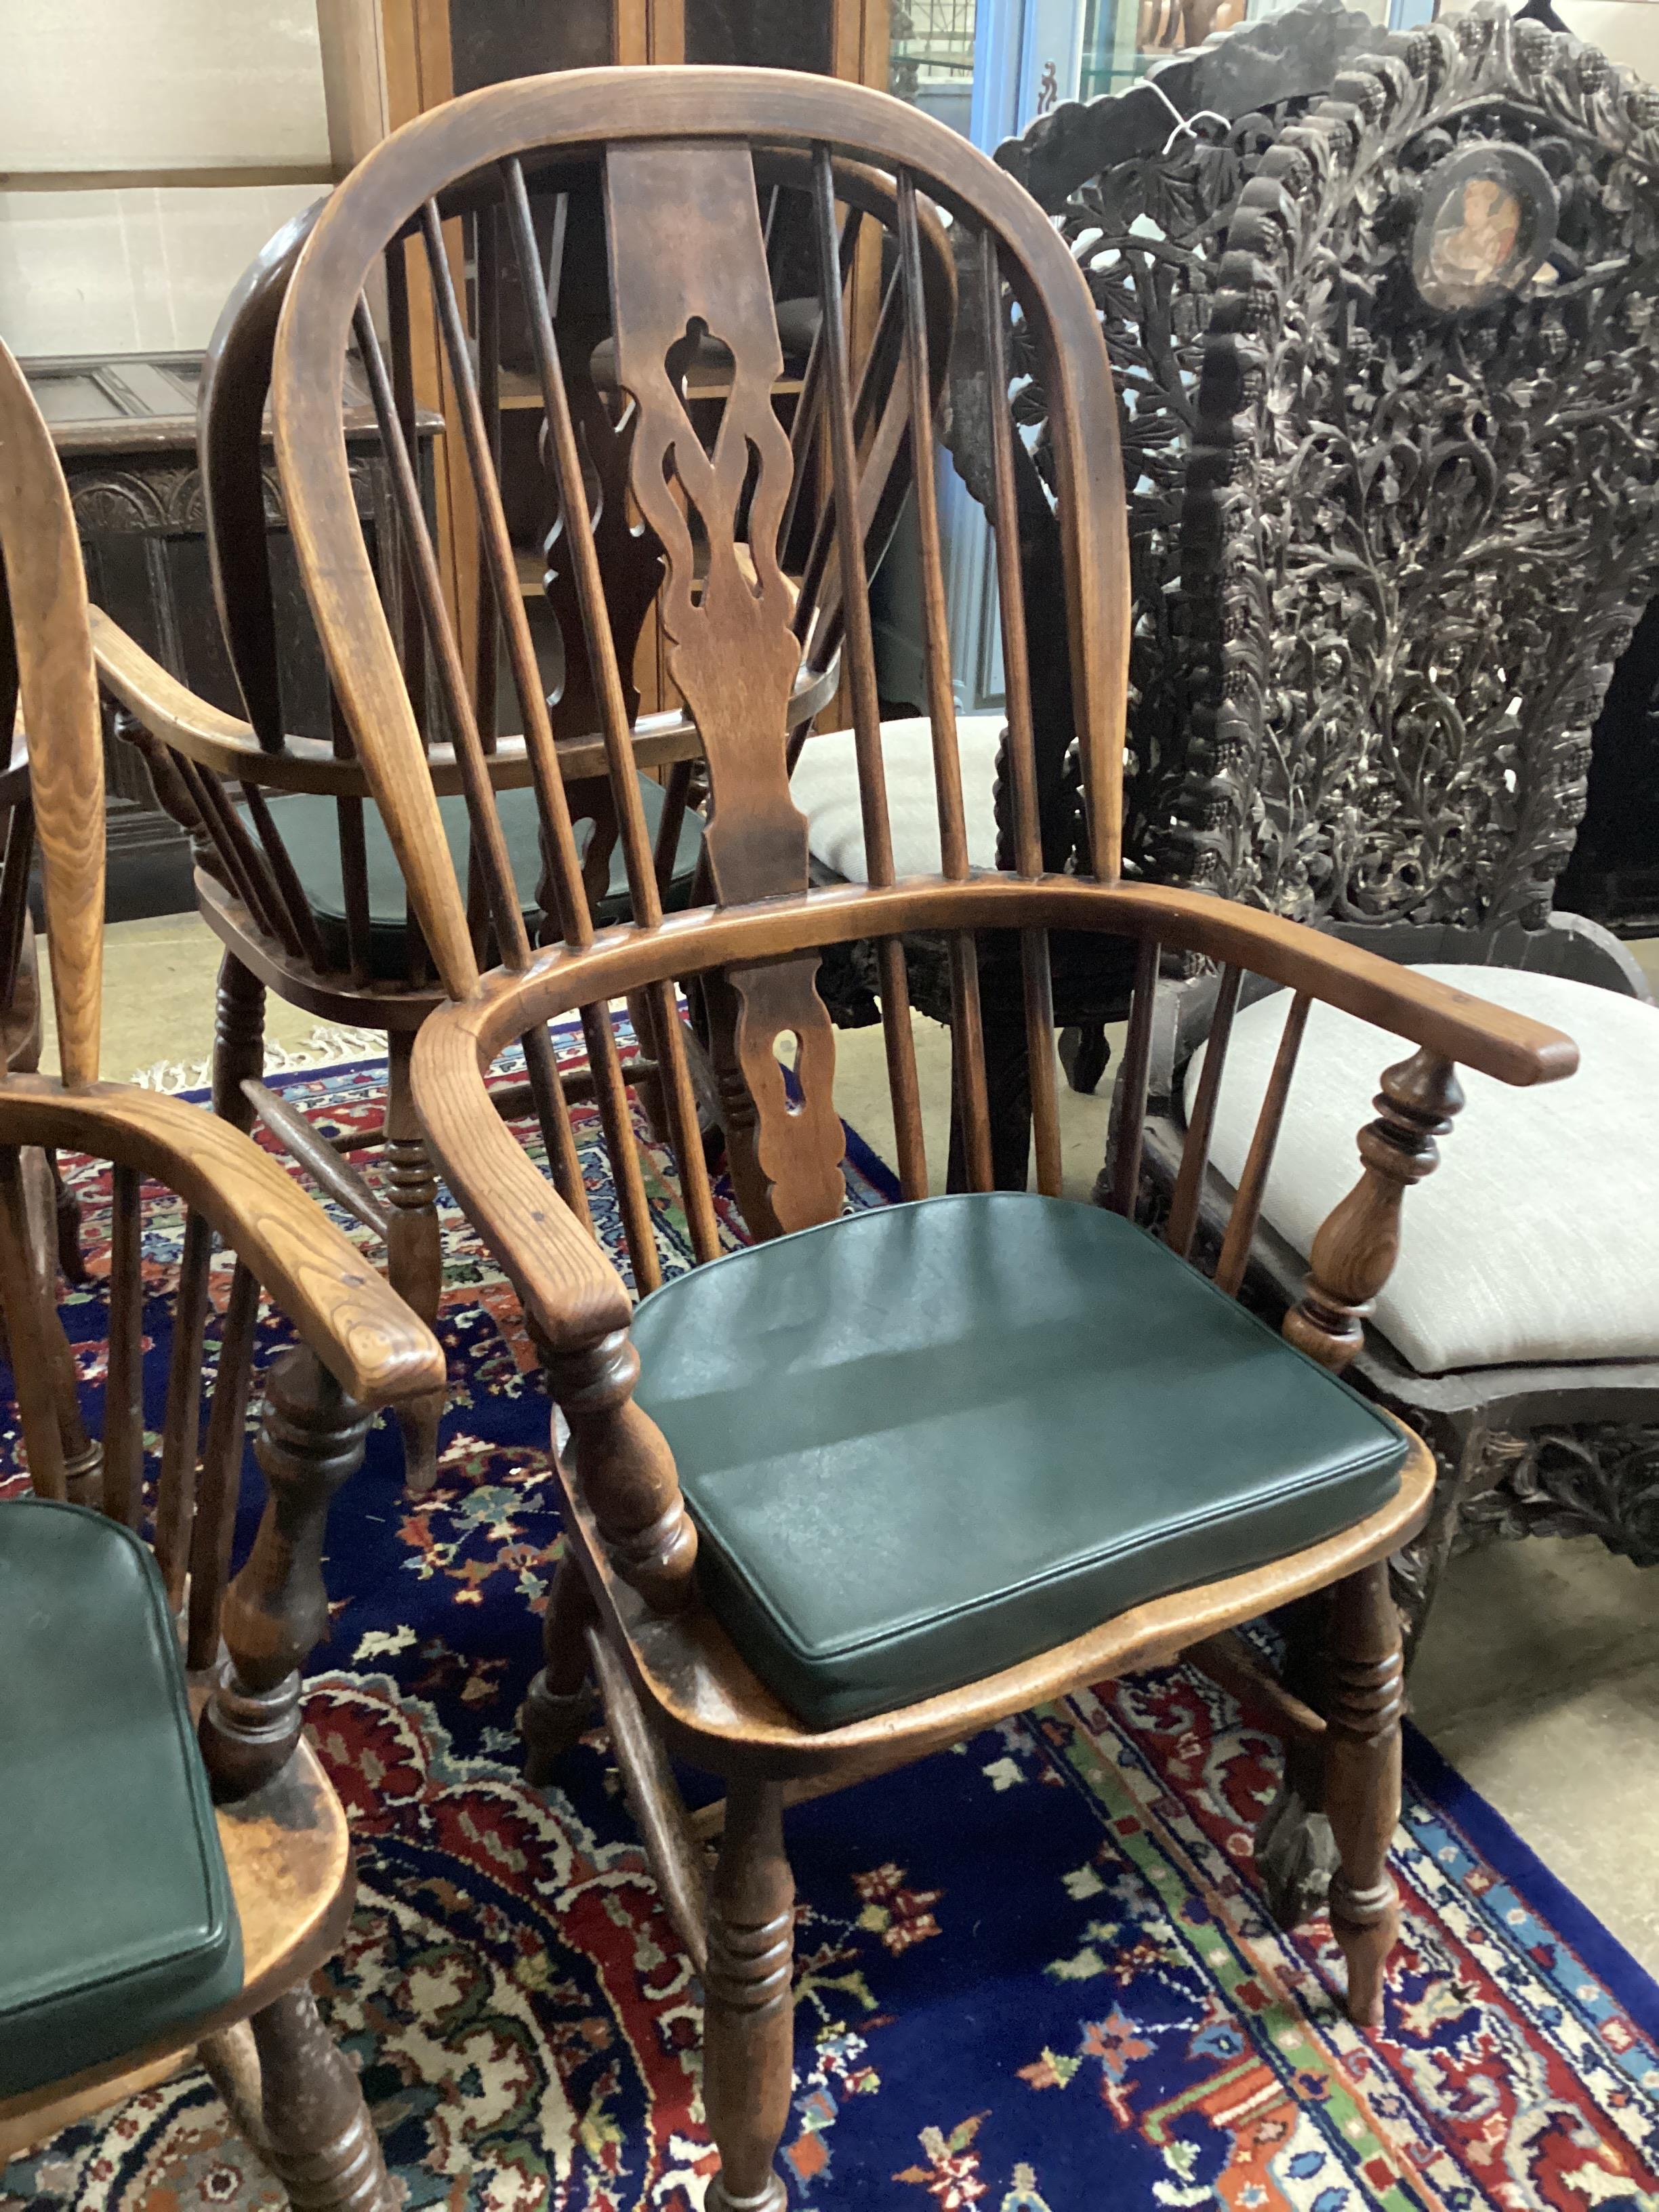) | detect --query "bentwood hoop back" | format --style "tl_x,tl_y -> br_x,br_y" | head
268,70 -> 1578,2210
